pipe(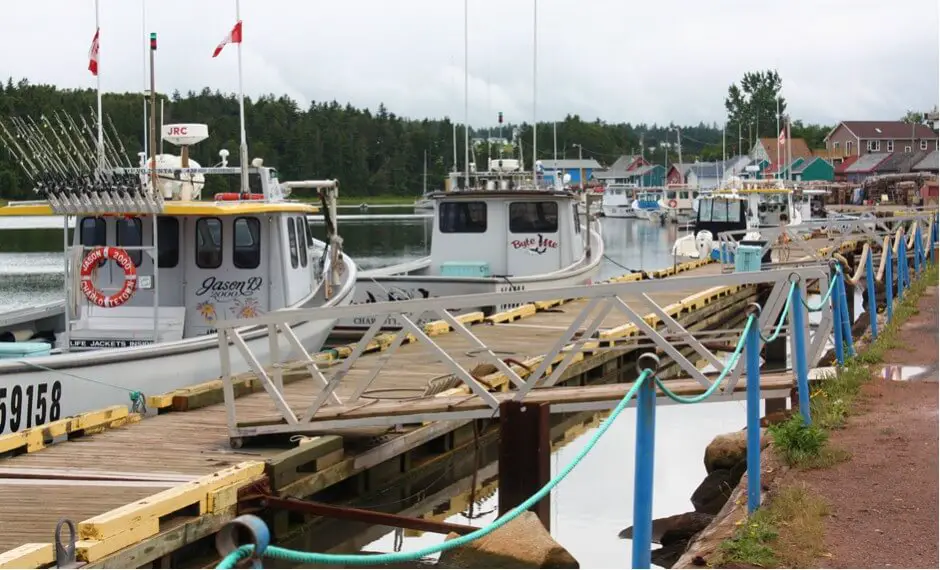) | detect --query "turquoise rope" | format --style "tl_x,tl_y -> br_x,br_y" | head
803,268 -> 840,312
218,369 -> 654,568
758,282 -> 796,343
654,314 -> 756,404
